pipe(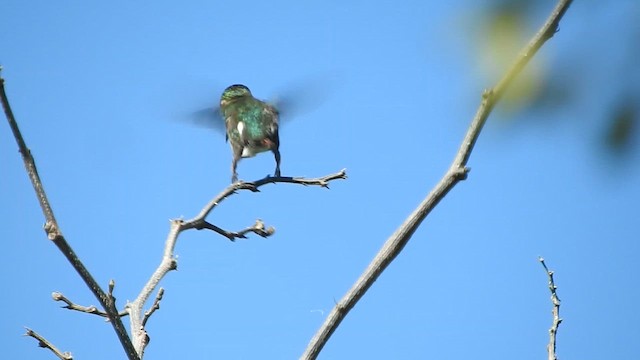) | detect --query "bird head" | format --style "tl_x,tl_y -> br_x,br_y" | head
220,84 -> 252,106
